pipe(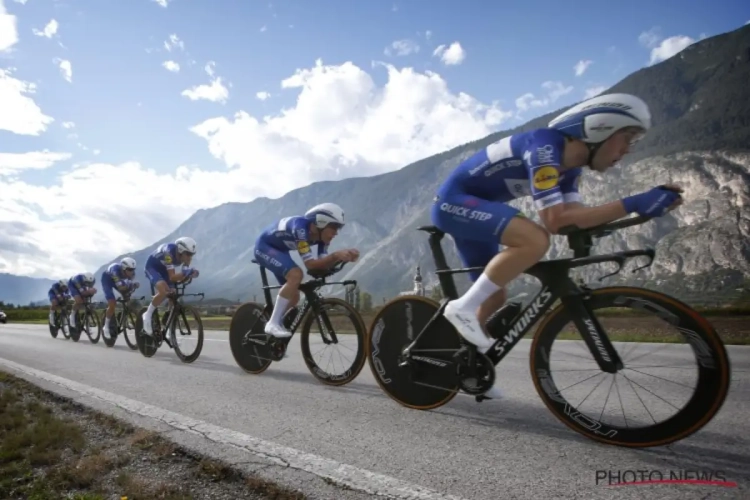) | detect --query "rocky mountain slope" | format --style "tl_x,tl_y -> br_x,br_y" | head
0,274 -> 56,306
77,24 -> 750,304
